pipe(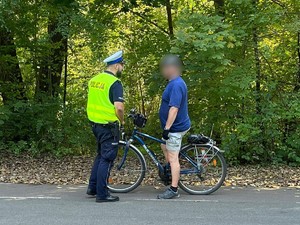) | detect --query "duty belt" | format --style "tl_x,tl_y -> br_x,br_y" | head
90,121 -> 119,128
